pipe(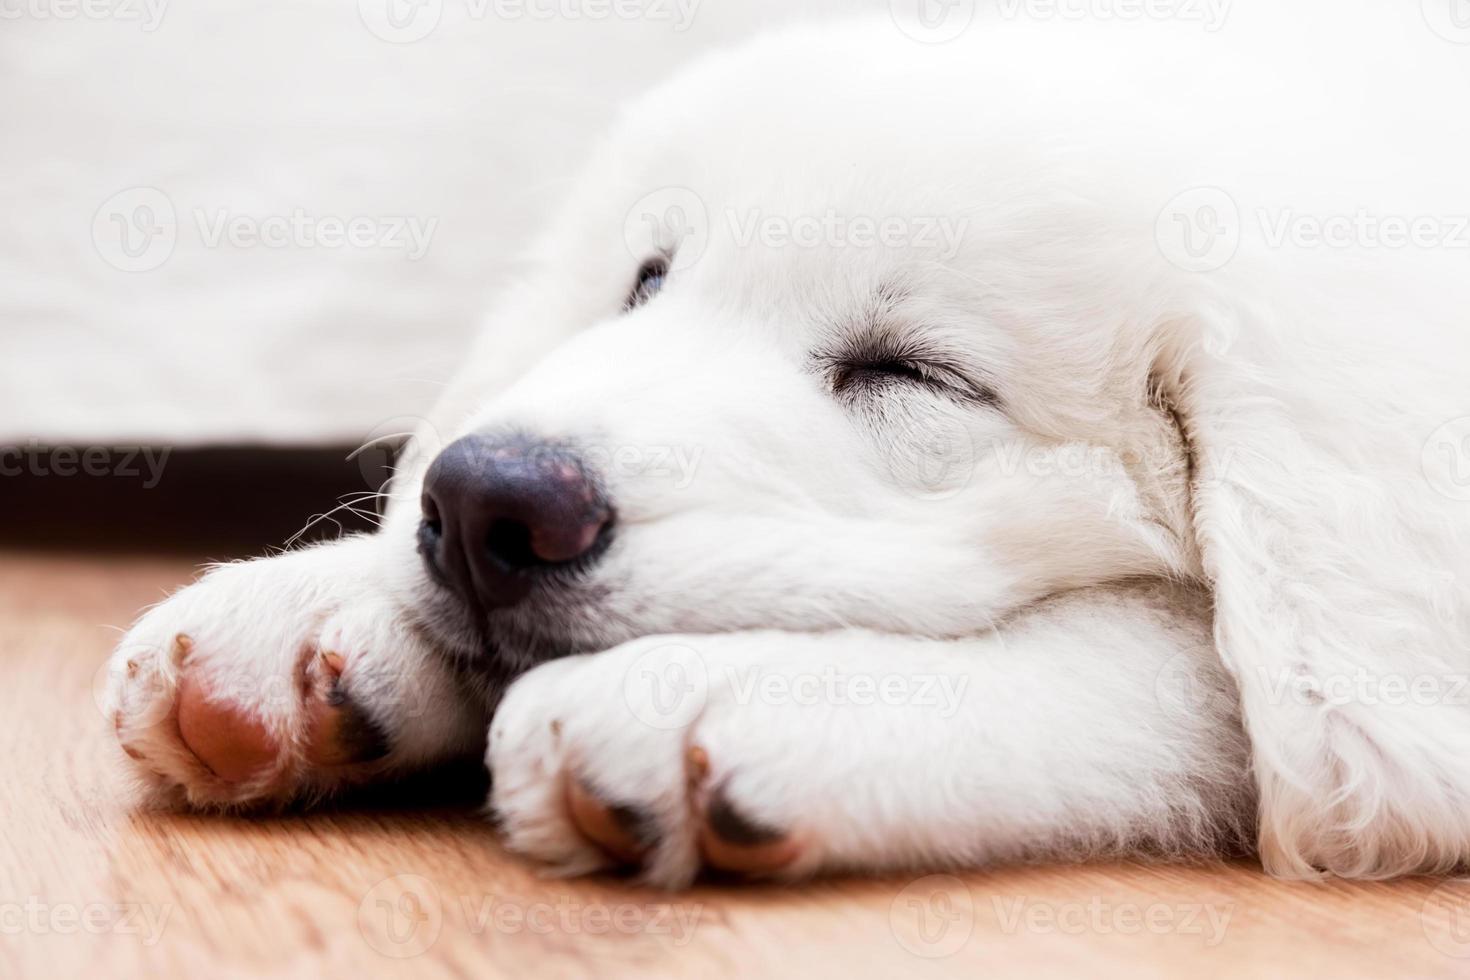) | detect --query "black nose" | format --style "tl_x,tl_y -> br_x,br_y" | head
419,434 -> 613,611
